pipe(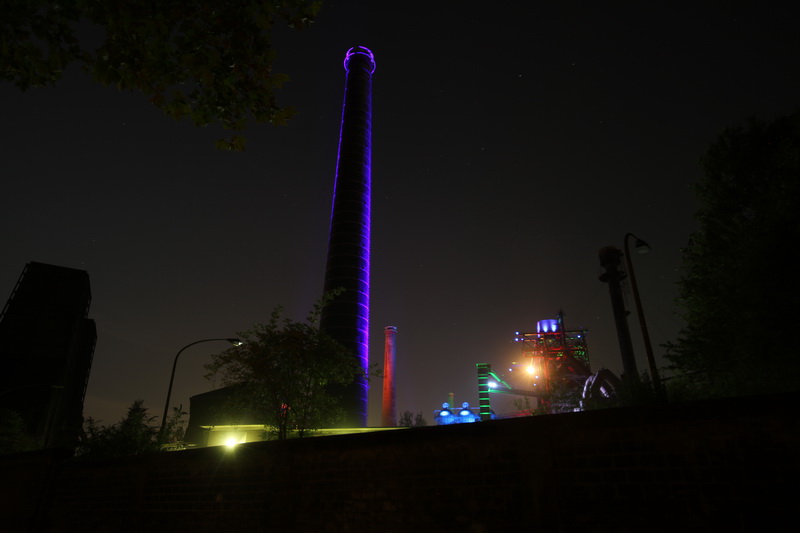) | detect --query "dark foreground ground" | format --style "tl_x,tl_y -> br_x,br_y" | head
2,393 -> 797,532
